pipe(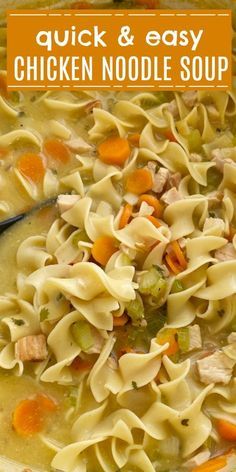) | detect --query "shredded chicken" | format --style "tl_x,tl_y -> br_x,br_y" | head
84,99 -> 102,114
189,153 -> 202,162
168,171 -> 181,189
183,450 -> 211,469
203,217 -> 225,236
211,148 -> 236,172
57,194 -> 80,214
207,190 -> 223,209
182,90 -> 197,108
161,187 -> 182,205
66,137 -> 93,153
214,243 -> 236,262
152,167 -> 170,193
167,99 -> 179,118
227,332 -> 236,344
15,334 -> 48,362
197,350 -> 235,385
107,356 -> 118,370
188,325 -> 202,352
